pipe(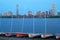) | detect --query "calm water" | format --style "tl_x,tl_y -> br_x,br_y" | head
0,18 -> 60,35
